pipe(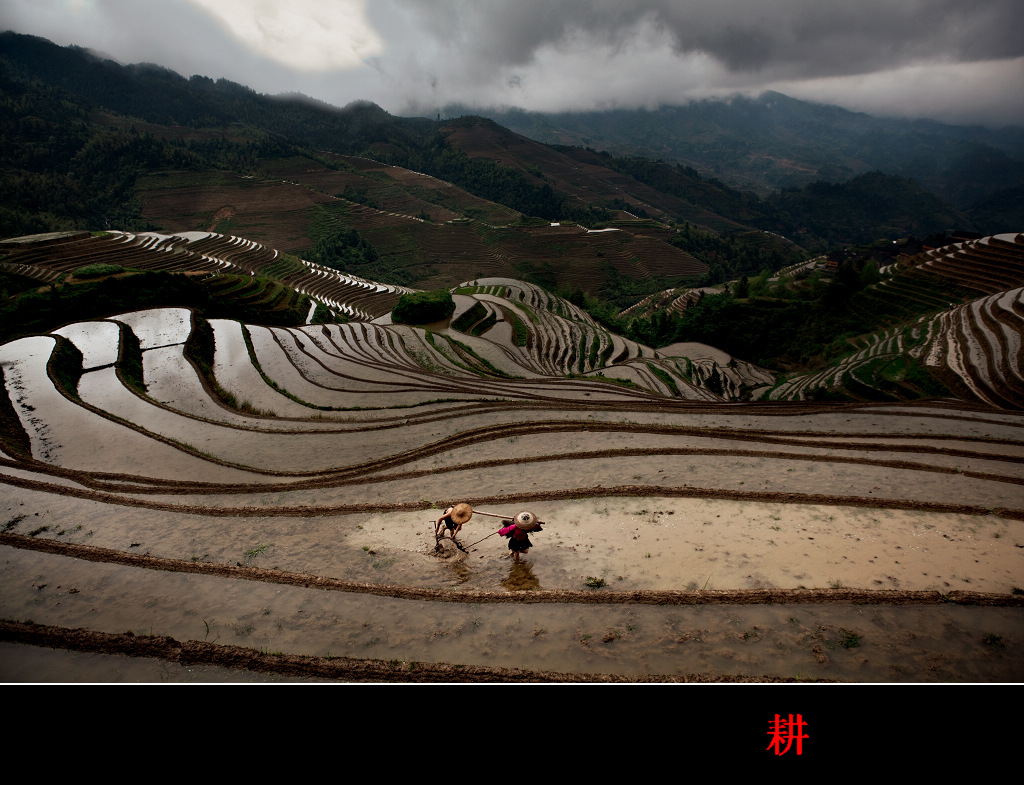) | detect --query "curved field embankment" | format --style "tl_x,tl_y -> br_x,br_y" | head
2,272 -> 1023,680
